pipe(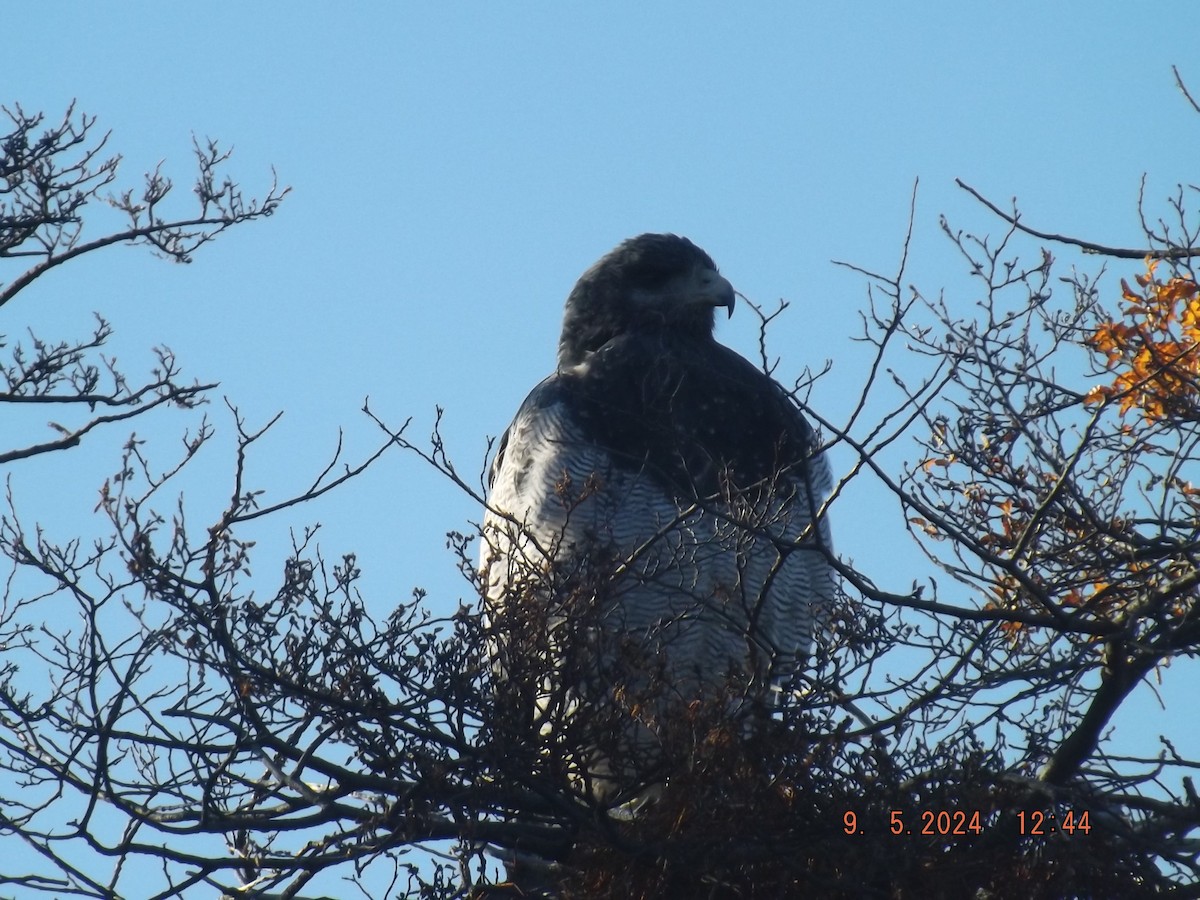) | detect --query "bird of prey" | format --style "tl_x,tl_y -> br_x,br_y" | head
481,233 -> 834,801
